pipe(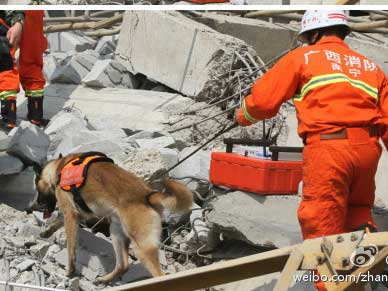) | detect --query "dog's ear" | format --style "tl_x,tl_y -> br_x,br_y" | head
59,153 -> 63,159
32,162 -> 43,177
